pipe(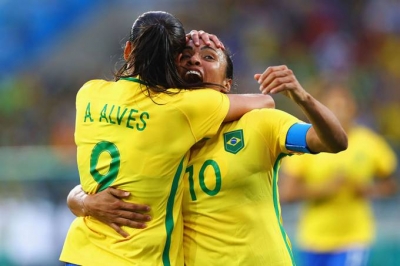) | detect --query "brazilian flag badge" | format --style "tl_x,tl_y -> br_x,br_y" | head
223,129 -> 244,154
